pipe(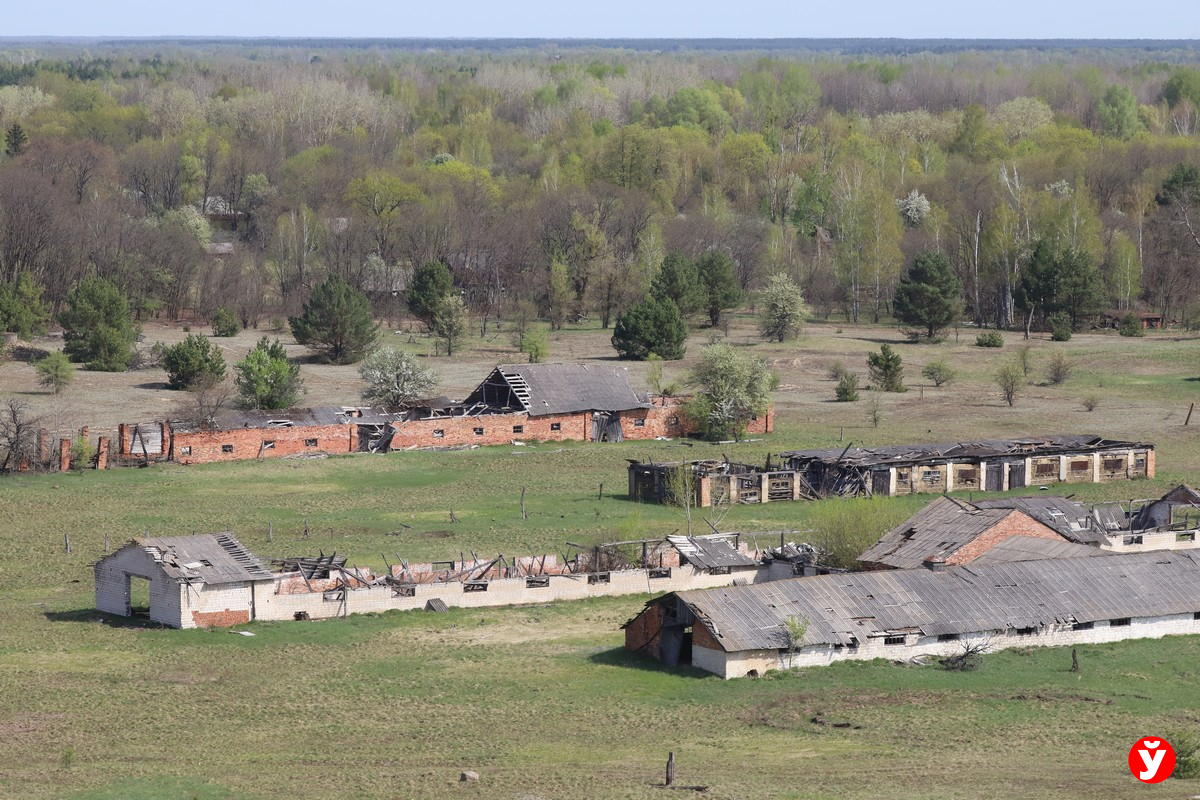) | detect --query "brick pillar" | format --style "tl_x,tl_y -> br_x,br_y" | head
96,437 -> 110,470
58,438 -> 71,472
160,422 -> 171,458
37,428 -> 48,465
1147,448 -> 1157,479
1092,453 -> 1101,484
117,423 -> 128,456
760,472 -> 770,503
